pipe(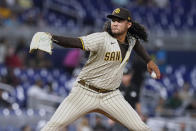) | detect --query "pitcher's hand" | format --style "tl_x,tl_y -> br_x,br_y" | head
147,60 -> 161,79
